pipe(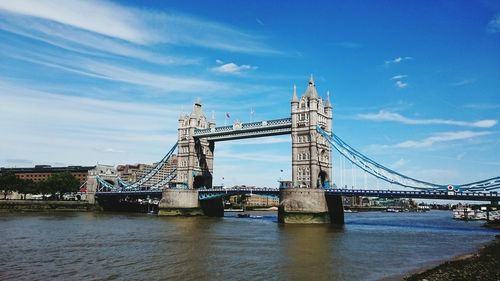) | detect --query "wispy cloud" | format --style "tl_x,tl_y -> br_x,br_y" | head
384,56 -> 413,65
391,131 -> 491,148
391,74 -> 408,80
0,80 -> 180,164
211,60 -> 258,74
357,110 -> 498,128
395,80 -> 408,88
0,0 -> 149,43
391,158 -> 407,169
0,14 -> 195,65
3,159 -> 33,165
451,79 -> 475,86
464,103 -> 500,110
487,13 -> 500,33
332,41 -> 362,49
3,44 -> 228,94
0,0 -> 279,54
